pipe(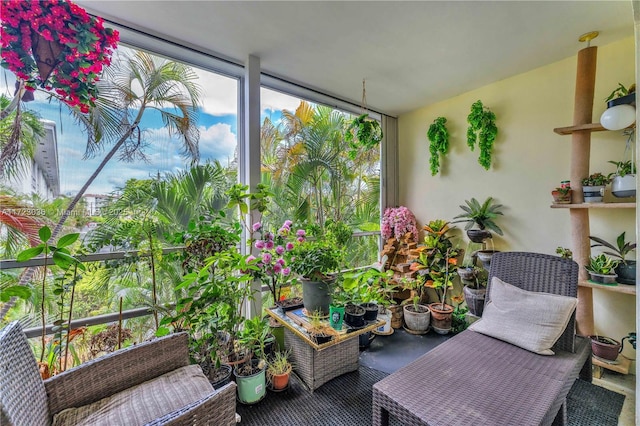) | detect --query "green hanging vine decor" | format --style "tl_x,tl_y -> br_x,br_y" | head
427,116 -> 450,176
466,100 -> 498,170
346,79 -> 383,159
